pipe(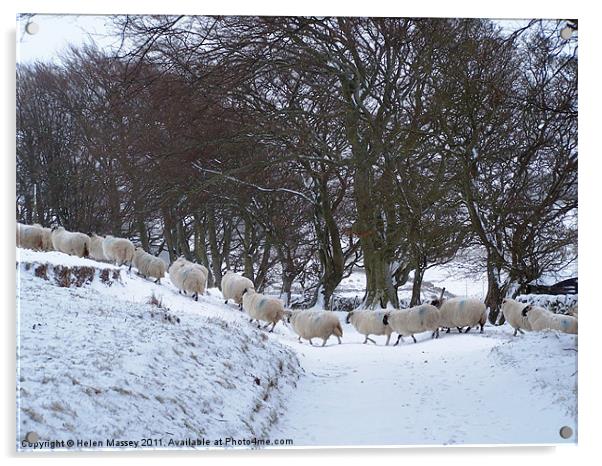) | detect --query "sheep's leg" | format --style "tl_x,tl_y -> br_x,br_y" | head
239,303 -> 243,310
366,336 -> 376,344
445,327 -> 451,333
480,323 -> 484,333
224,299 -> 228,305
337,336 -> 342,344
465,326 -> 472,334
513,328 -> 518,336
322,337 -> 329,347
194,293 -> 198,302
155,278 -> 160,284
394,335 -> 404,346
249,318 -> 254,323
385,334 -> 391,346
128,262 -> 132,272
298,336 -> 302,343
309,339 -> 314,346
518,328 -> 525,335
411,335 -> 417,343
456,327 -> 463,333
269,322 -> 276,333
